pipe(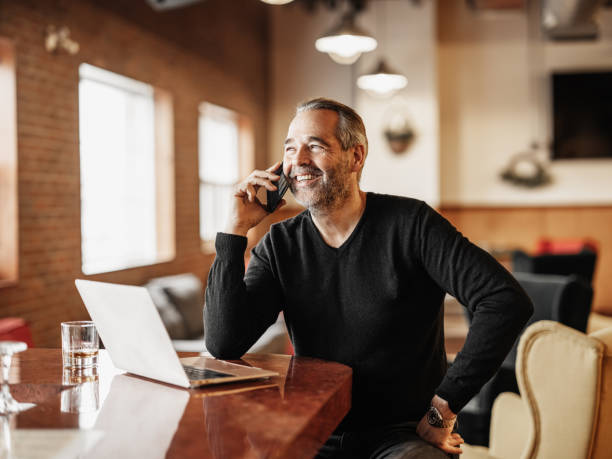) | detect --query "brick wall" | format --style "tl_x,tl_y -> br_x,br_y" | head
0,0 -> 270,347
